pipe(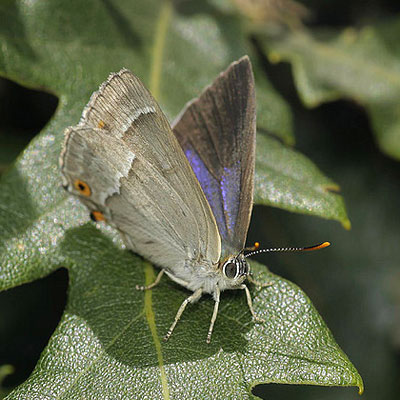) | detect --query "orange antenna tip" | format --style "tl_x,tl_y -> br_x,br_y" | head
303,241 -> 331,252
